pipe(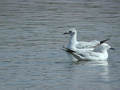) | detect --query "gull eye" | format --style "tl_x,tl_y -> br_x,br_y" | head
69,31 -> 72,33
